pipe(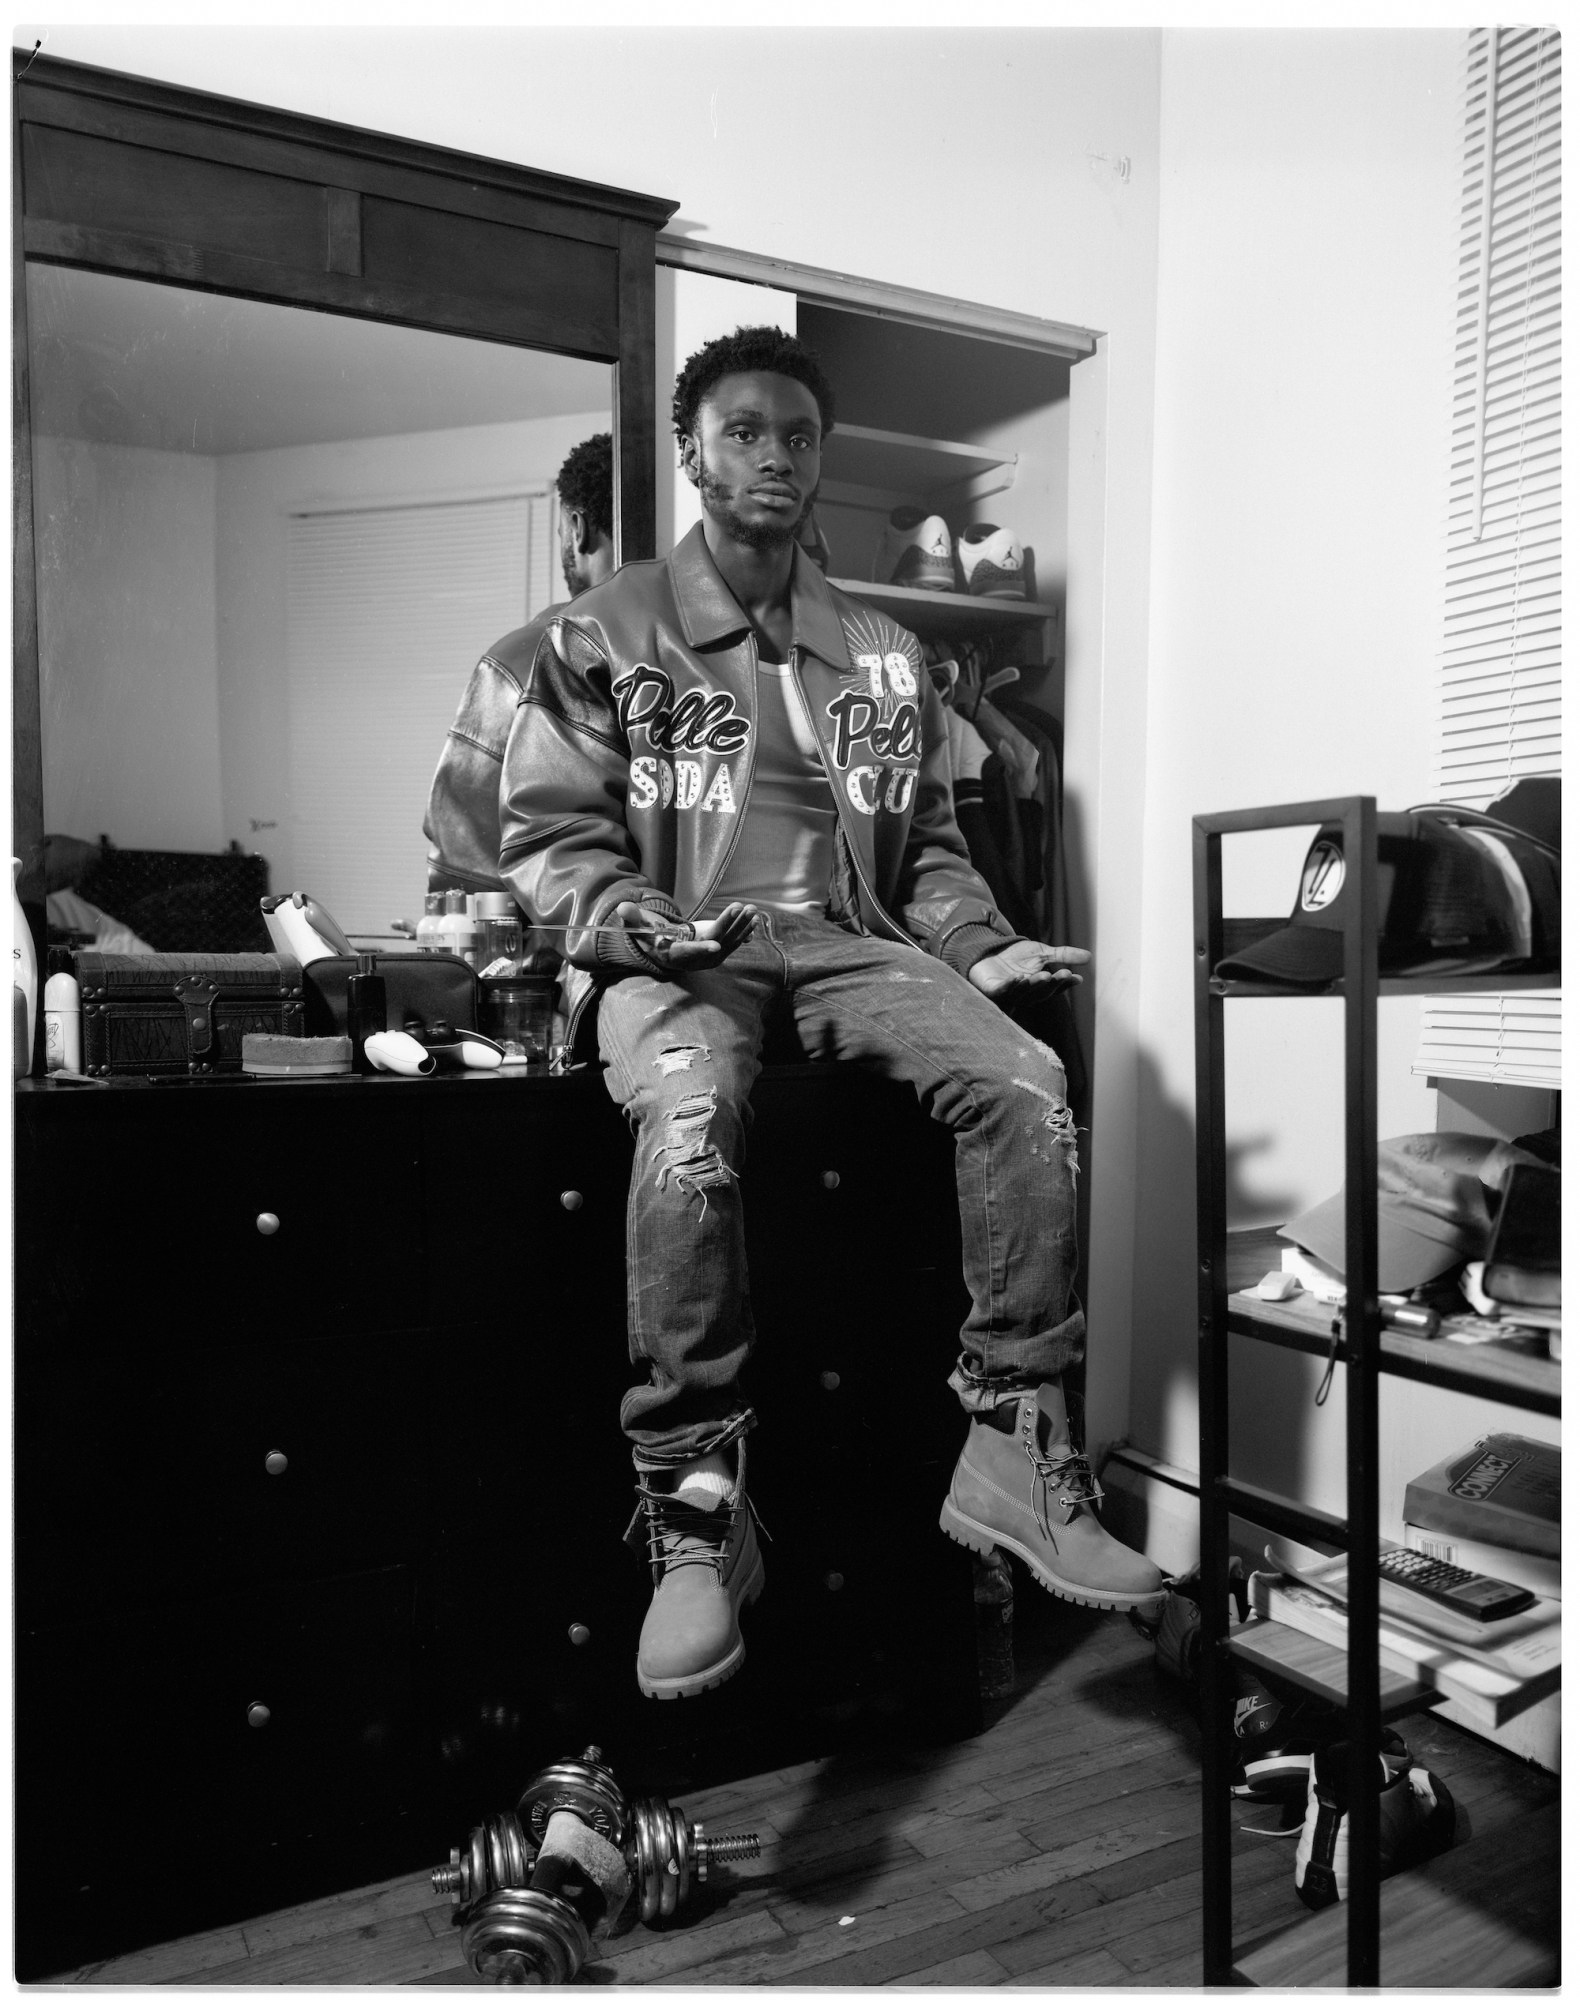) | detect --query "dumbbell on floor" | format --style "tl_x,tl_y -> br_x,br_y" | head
434,1745 -> 762,1979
